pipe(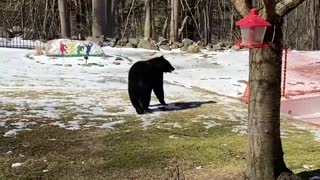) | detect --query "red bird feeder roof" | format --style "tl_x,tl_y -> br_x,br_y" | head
236,9 -> 271,27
